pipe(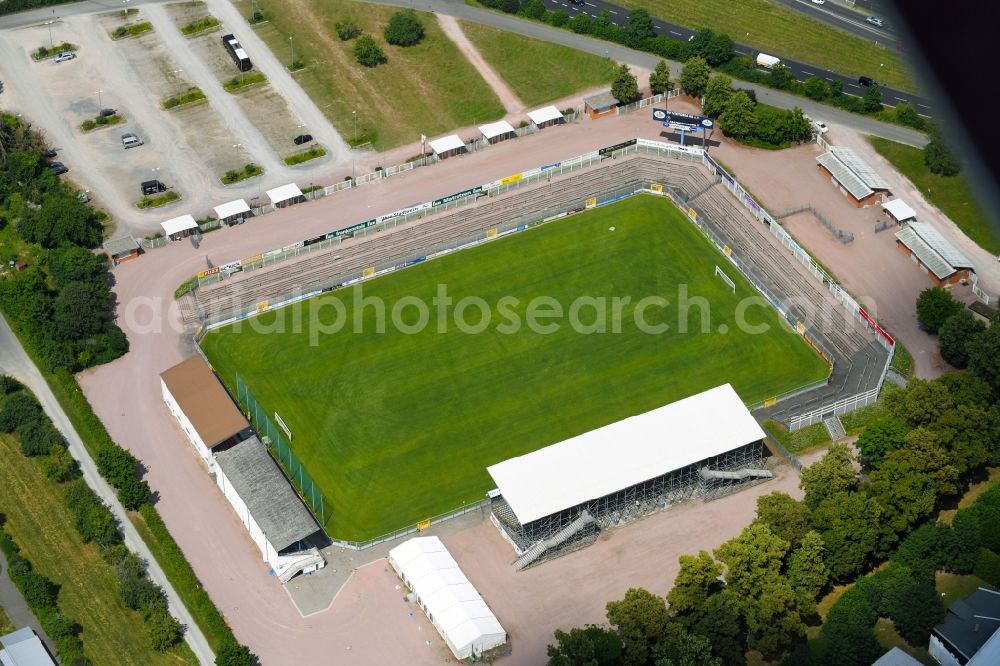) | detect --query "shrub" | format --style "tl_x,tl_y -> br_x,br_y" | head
549,9 -> 569,27
335,19 -> 361,40
383,10 -> 424,47
924,128 -> 961,176
916,287 -> 962,333
113,26 -> 127,39
41,444 -> 80,482
120,575 -> 165,614
501,0 -> 520,13
81,119 -> 96,131
353,35 -> 387,67
803,76 -> 829,101
894,102 -> 925,130
16,418 -> 63,457
117,475 -> 151,510
0,390 -> 43,432
520,0 -> 546,20
95,445 -> 138,487
568,13 -> 591,33
215,641 -> 257,666
974,548 -> 1000,586
147,606 -> 184,651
